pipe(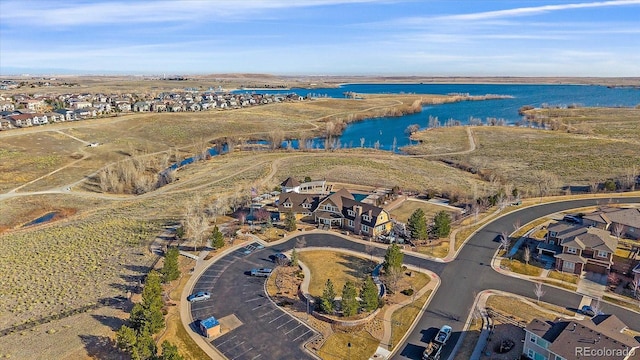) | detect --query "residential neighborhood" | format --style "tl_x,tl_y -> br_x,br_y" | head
0,82 -> 306,130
